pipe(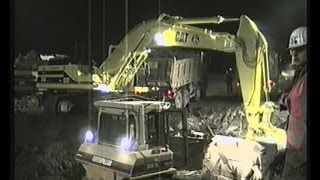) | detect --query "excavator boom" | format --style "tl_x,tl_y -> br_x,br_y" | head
235,16 -> 286,150
97,14 -> 239,90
